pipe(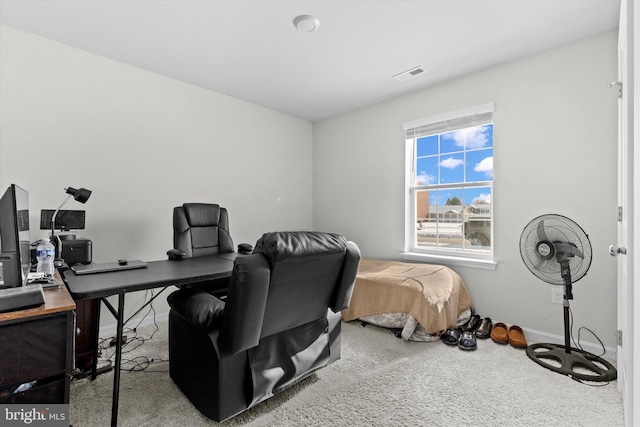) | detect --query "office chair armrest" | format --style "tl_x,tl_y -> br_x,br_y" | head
237,243 -> 253,254
167,248 -> 186,260
331,241 -> 361,312
167,288 -> 225,330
